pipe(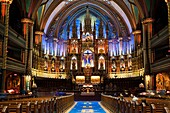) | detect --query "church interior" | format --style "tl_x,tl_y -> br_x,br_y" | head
0,0 -> 170,112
